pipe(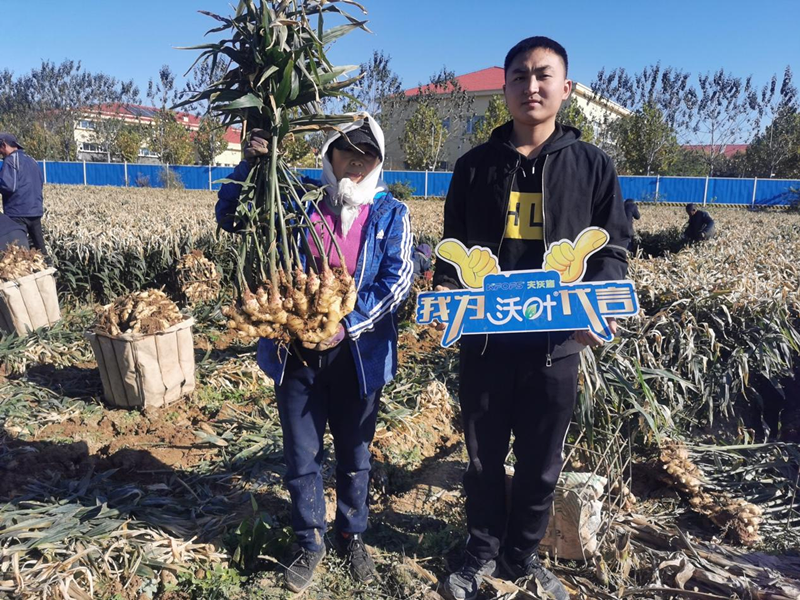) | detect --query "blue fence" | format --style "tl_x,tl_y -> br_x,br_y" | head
12,160 -> 800,206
